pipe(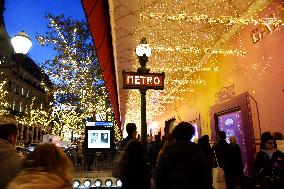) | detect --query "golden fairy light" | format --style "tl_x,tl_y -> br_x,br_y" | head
113,0 -> 278,129
0,80 -> 10,116
36,14 -> 121,140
